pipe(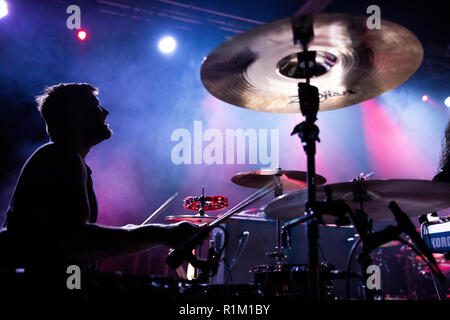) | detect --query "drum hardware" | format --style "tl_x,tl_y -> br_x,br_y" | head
165,179 -> 279,274
388,202 -> 445,283
265,179 -> 450,222
166,187 -> 229,224
231,168 -> 326,266
170,186 -> 229,282
197,12 -> 435,299
232,168 -> 321,271
183,186 -> 228,214
181,239 -> 221,284
345,201 -> 446,300
397,238 -> 445,299
224,230 -> 250,285
162,189 -> 227,279
200,14 -> 423,114
249,262 -> 341,299
229,207 -> 275,222
230,169 -> 326,190
166,215 -> 230,225
266,174 -> 287,264
279,184 -> 357,298
165,210 -> 276,224
287,14 -> 326,299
